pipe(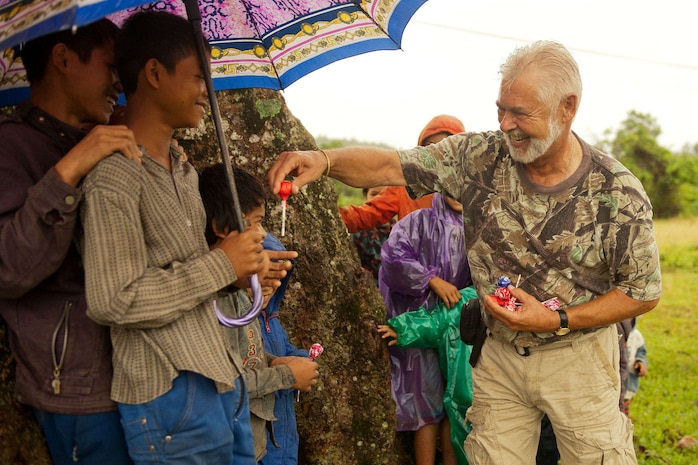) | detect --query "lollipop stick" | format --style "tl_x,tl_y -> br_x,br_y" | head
281,201 -> 287,236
